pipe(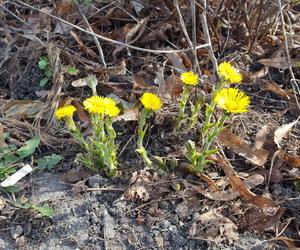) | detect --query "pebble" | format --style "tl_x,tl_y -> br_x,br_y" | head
15,236 -> 26,248
170,216 -> 179,225
0,198 -> 5,211
158,220 -> 171,229
87,175 -> 108,188
11,225 -> 23,240
170,233 -> 187,247
0,237 -> 6,249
